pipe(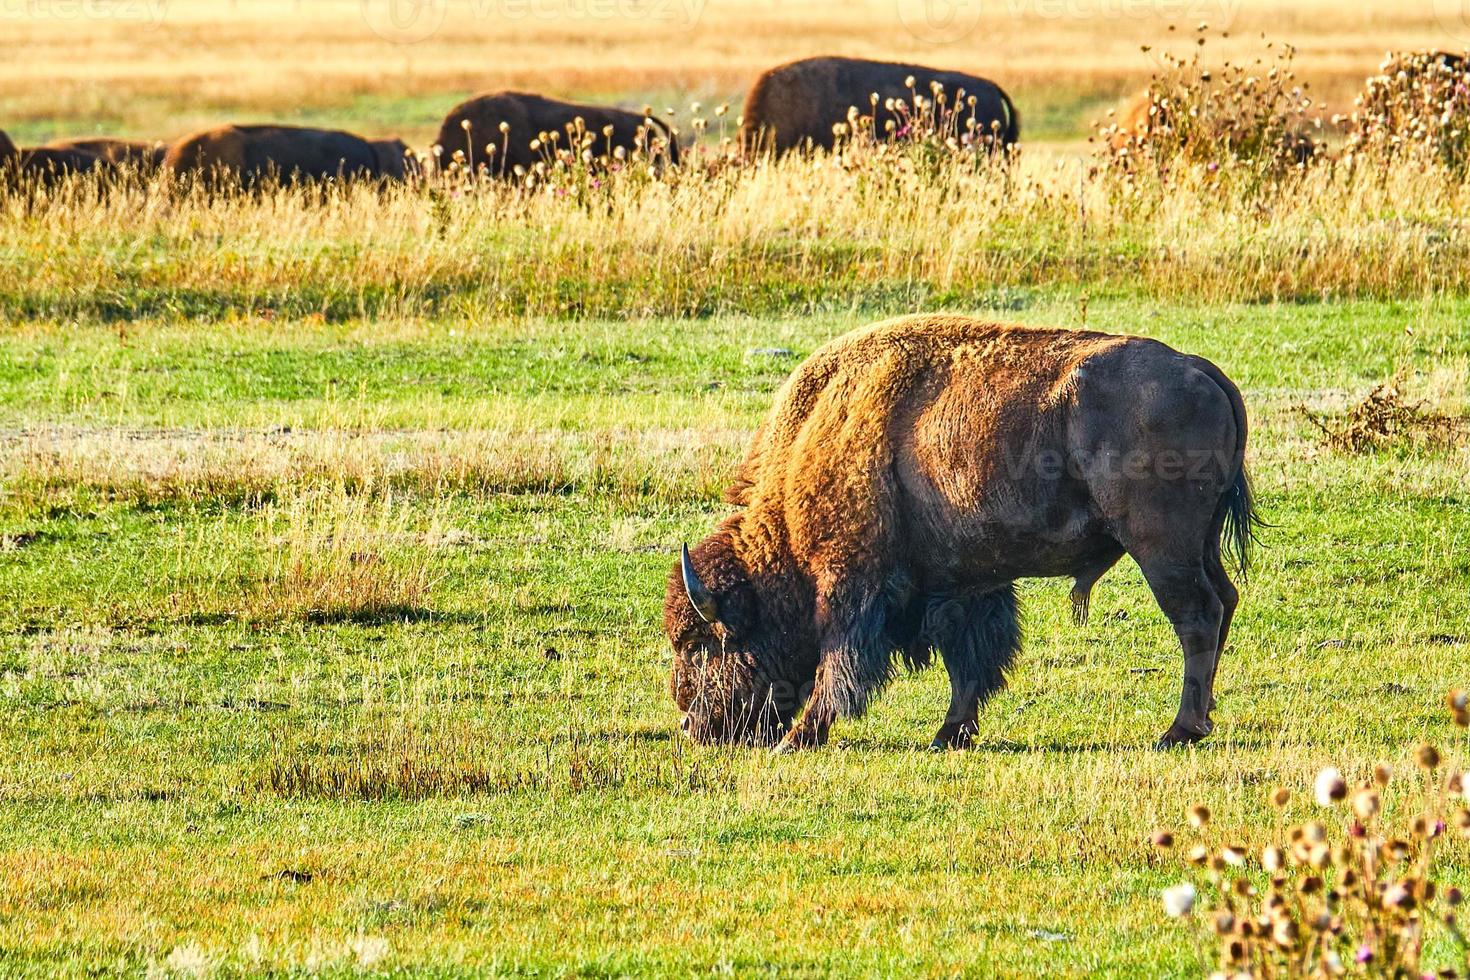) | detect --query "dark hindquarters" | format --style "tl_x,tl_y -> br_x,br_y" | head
926,585 -> 1021,749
